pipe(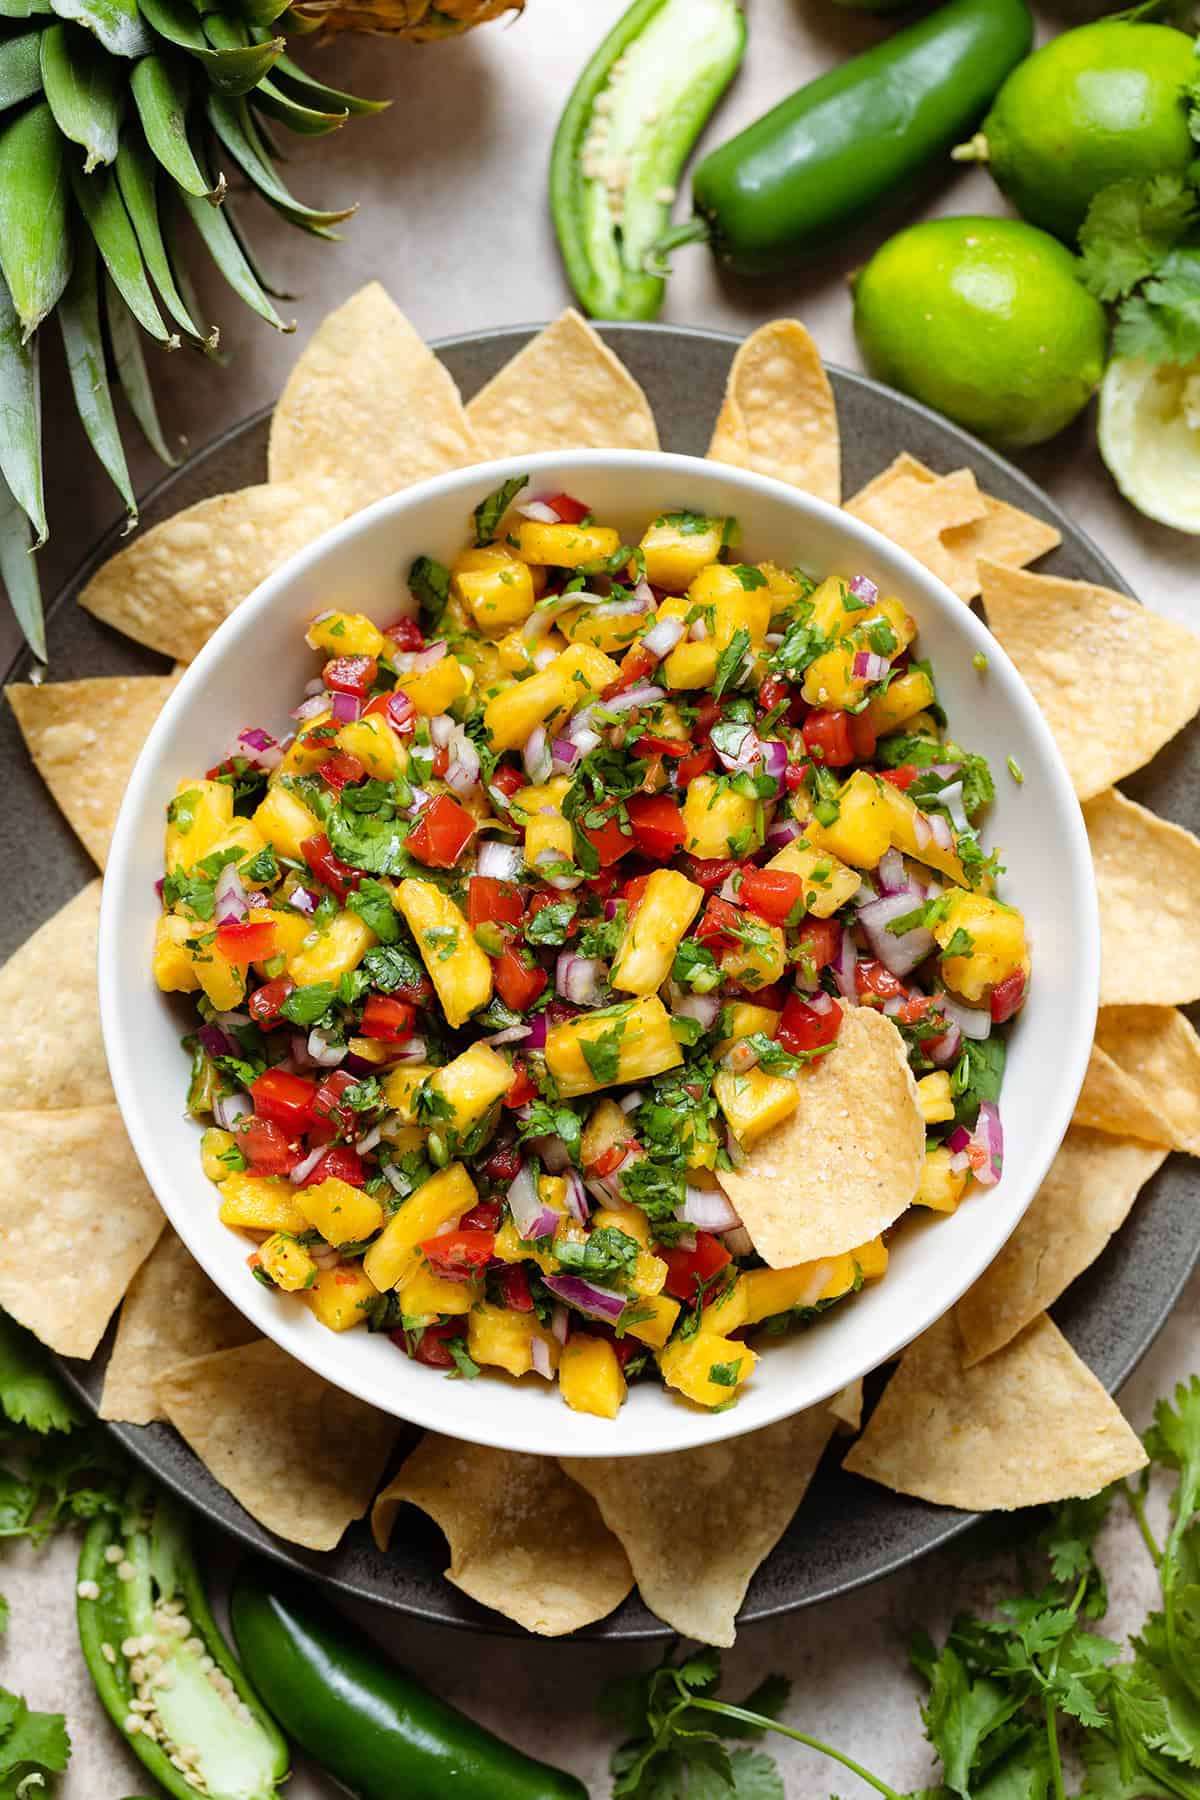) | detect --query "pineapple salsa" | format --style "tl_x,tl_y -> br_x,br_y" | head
153,478 -> 1030,1420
